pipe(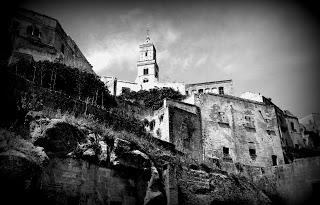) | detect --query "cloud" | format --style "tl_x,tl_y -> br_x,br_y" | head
87,38 -> 139,75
